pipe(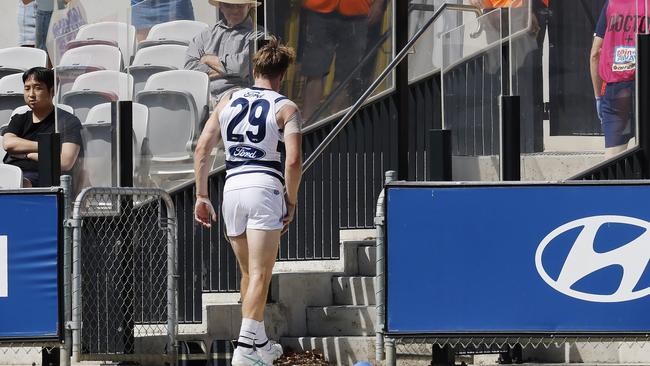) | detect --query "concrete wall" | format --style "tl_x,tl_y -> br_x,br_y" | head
0,0 -> 217,49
